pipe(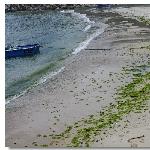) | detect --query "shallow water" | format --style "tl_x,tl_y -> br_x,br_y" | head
5,9 -> 106,102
